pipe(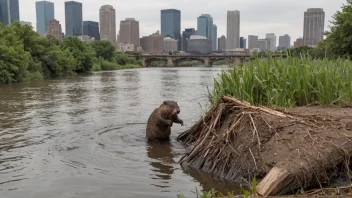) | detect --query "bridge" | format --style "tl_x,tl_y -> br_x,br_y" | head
137,54 -> 250,67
